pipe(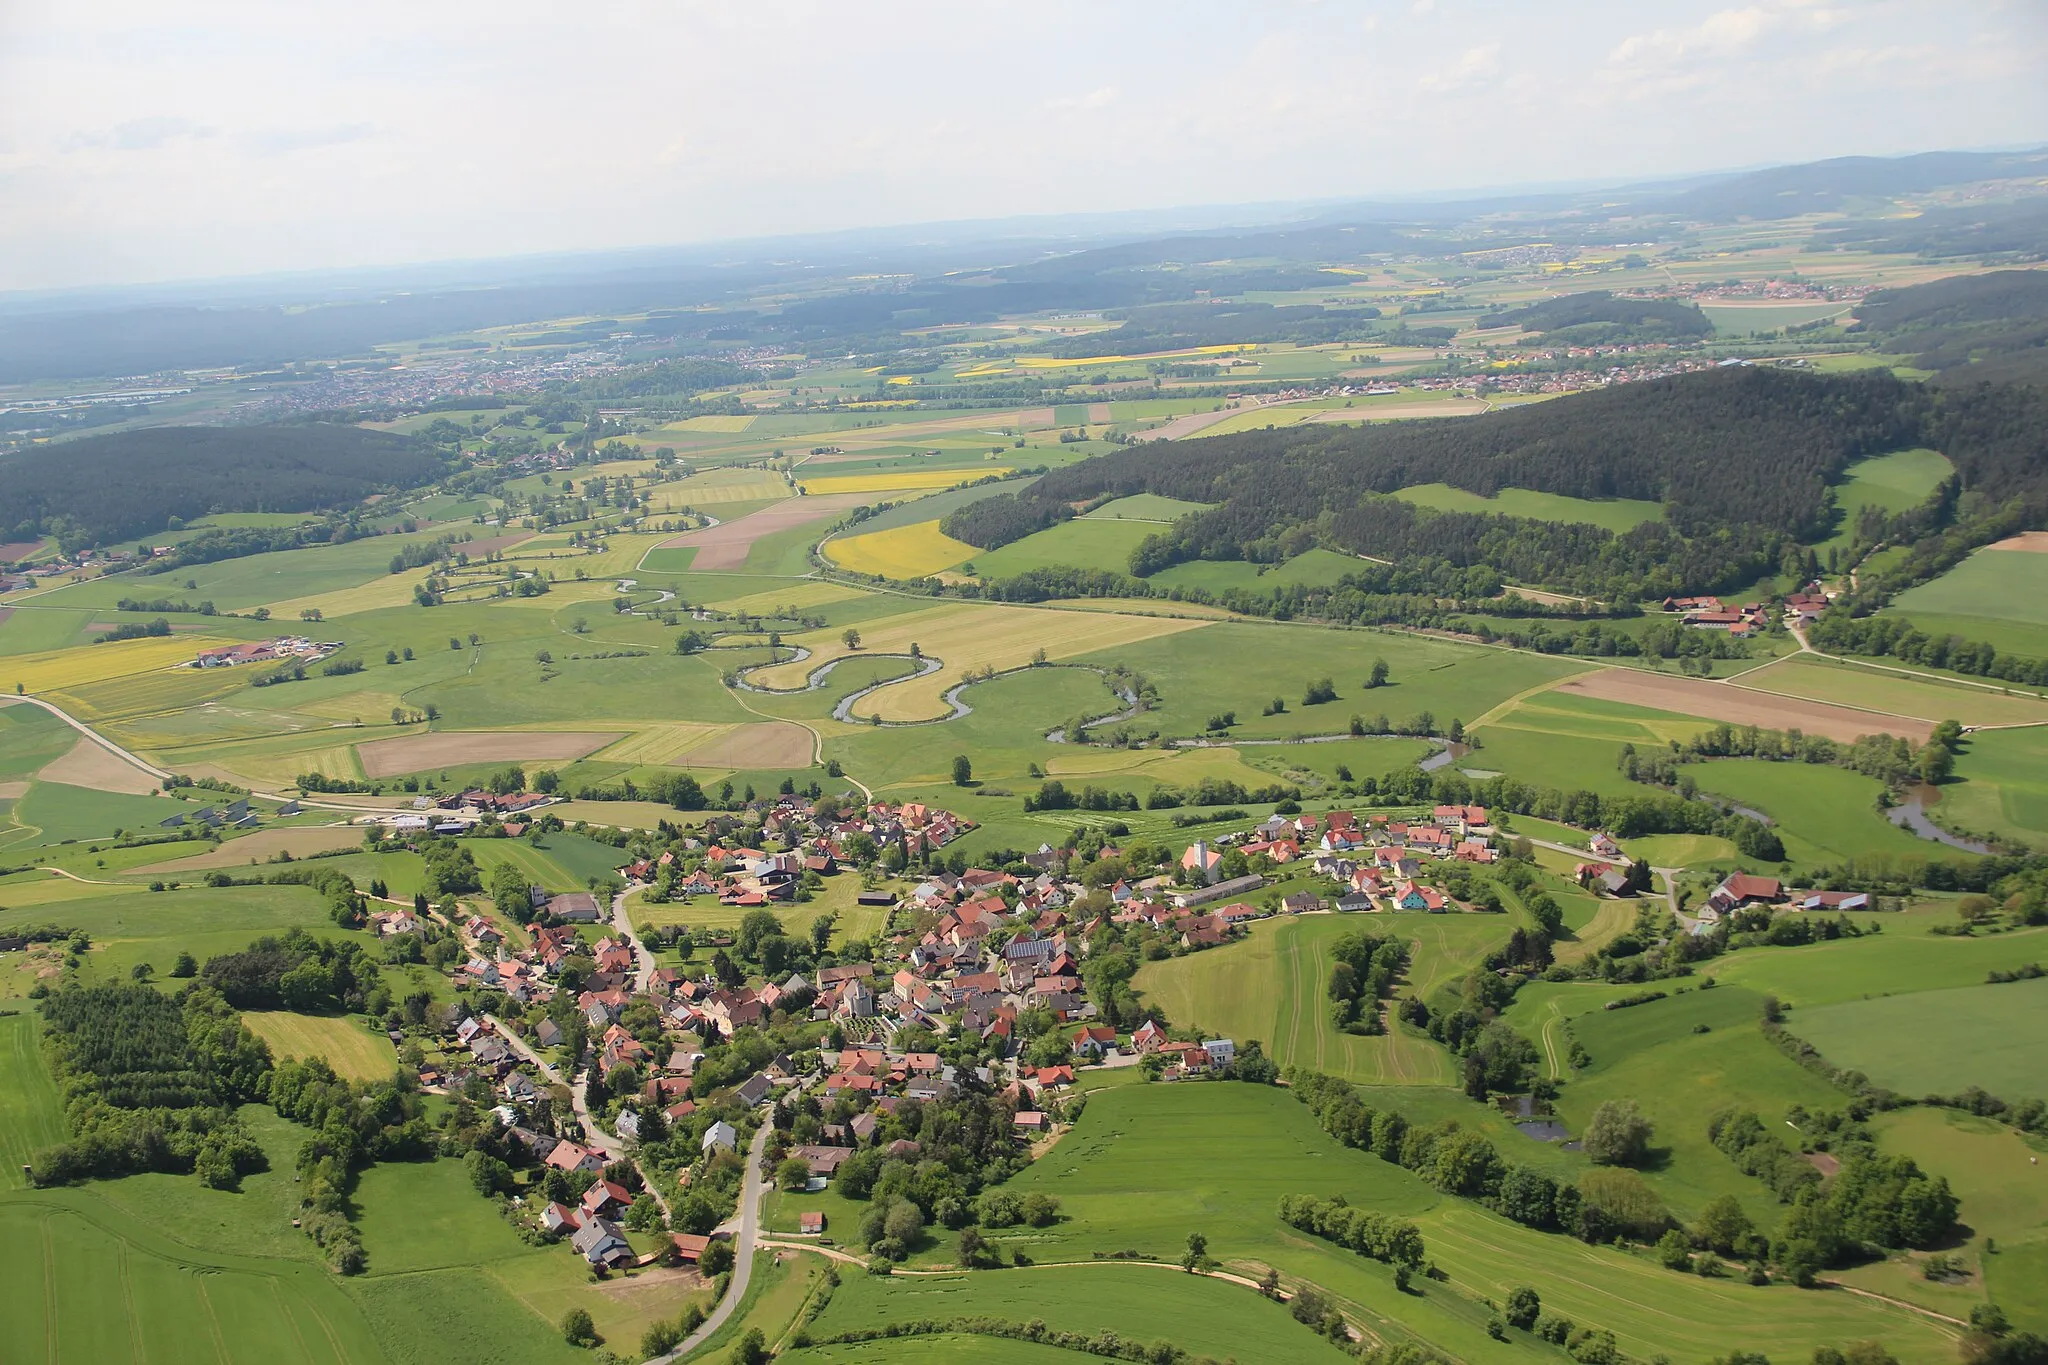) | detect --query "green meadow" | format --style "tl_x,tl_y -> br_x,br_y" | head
1884,546 -> 2048,660
1944,725 -> 2048,845
1687,759 -> 1952,868
965,517 -> 1154,579
1791,976 -> 2048,1099
1816,449 -> 1952,555
1144,547 -> 1369,595
1391,483 -> 1666,533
